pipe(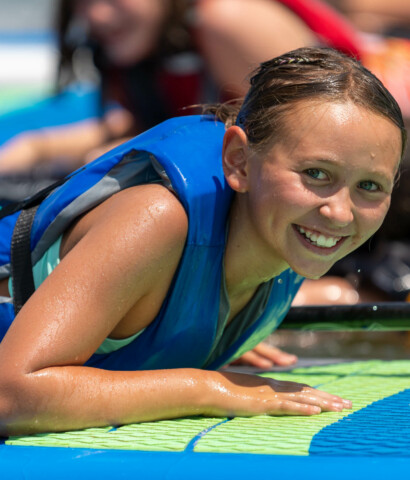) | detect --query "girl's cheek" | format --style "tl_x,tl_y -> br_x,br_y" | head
358,208 -> 389,239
